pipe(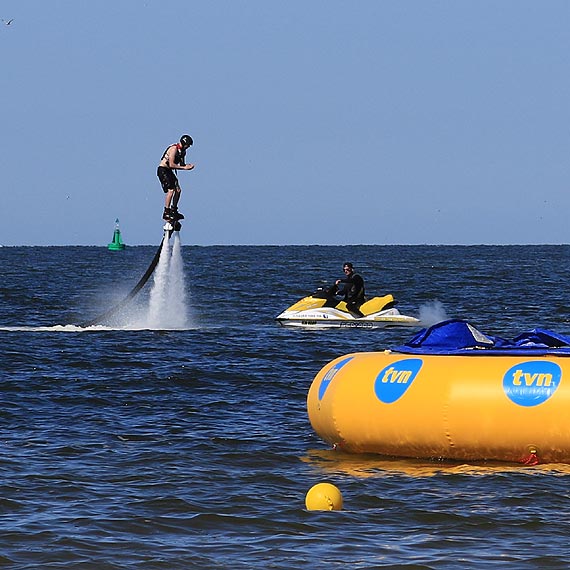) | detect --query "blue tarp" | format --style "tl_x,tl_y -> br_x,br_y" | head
392,319 -> 570,356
